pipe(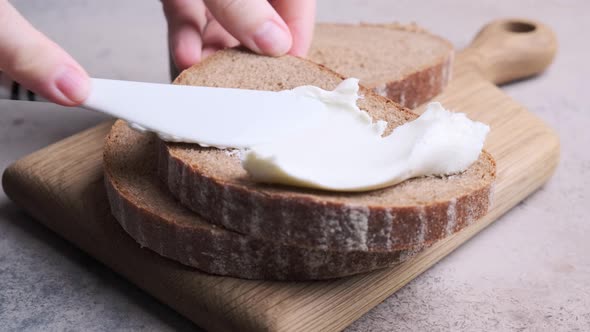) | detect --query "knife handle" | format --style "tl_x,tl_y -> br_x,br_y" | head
0,71 -> 43,102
